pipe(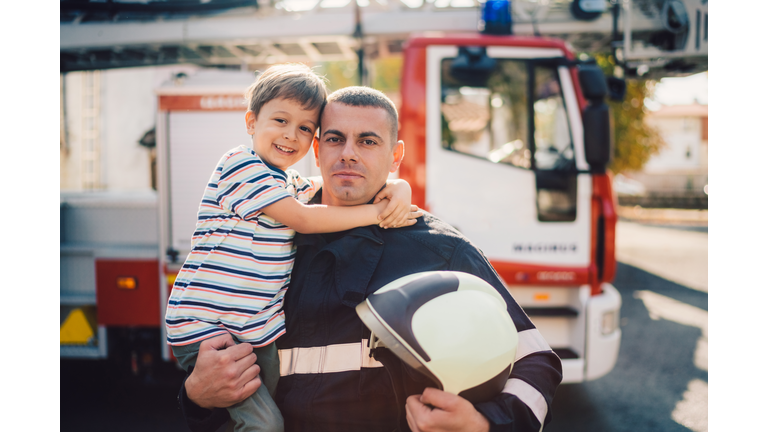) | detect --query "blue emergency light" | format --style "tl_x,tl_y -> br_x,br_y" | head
479,0 -> 513,35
